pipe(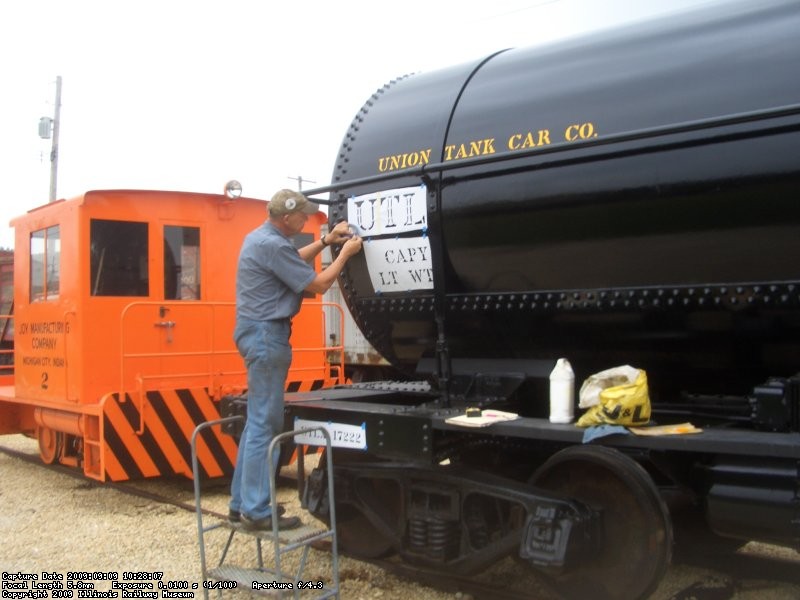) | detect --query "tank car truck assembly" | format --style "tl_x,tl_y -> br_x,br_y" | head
278,1 -> 800,598
0,186 -> 345,481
